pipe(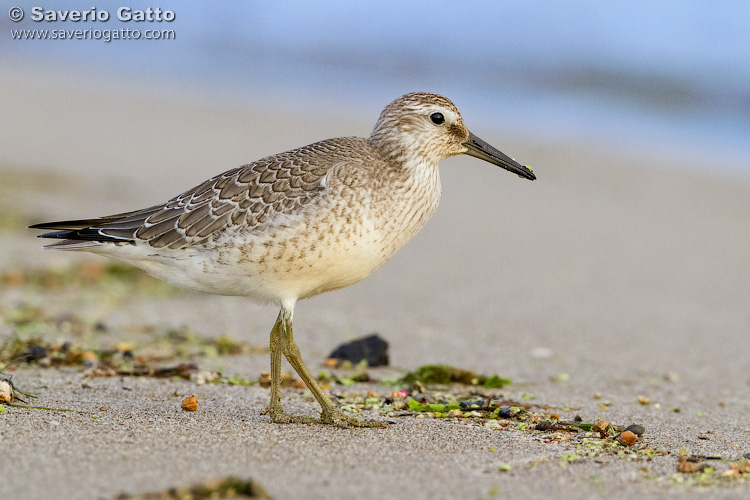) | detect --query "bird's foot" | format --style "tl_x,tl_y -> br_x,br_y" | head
261,404 -> 316,424
320,408 -> 389,428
